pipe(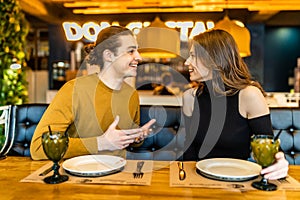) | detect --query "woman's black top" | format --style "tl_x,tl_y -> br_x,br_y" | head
183,80 -> 273,161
